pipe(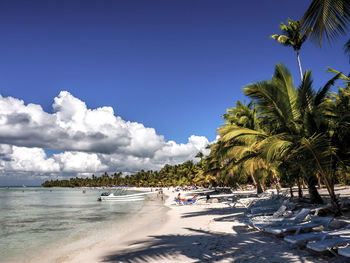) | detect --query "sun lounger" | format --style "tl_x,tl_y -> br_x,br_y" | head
265,217 -> 333,236
183,199 -> 197,205
338,246 -> 350,257
236,191 -> 276,208
306,236 -> 350,252
249,204 -> 289,220
284,225 -> 350,245
249,199 -> 296,217
250,203 -> 284,215
309,203 -> 332,216
285,231 -> 328,245
174,197 -> 182,205
174,197 -> 197,205
251,208 -> 311,230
